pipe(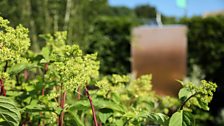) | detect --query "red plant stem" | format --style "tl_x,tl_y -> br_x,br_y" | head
77,86 -> 81,100
85,87 -> 98,126
0,79 -> 6,96
45,63 -> 48,71
60,92 -> 66,109
24,69 -> 29,81
38,63 -> 49,126
41,88 -> 45,96
59,92 -> 66,126
0,61 -> 8,96
0,79 -> 2,95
